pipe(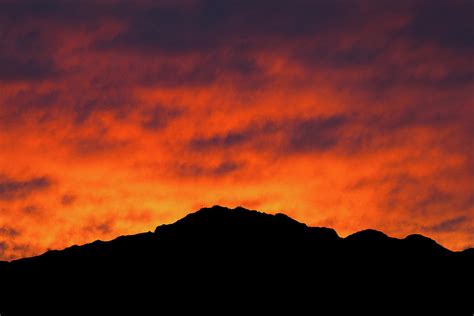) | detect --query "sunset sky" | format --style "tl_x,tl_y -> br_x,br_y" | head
0,0 -> 473,260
